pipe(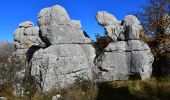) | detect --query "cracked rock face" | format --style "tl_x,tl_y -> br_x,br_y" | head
38,5 -> 91,45
13,5 -> 154,93
13,21 -> 45,95
96,12 -> 143,41
31,5 -> 95,92
95,11 -> 154,81
14,21 -> 44,59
